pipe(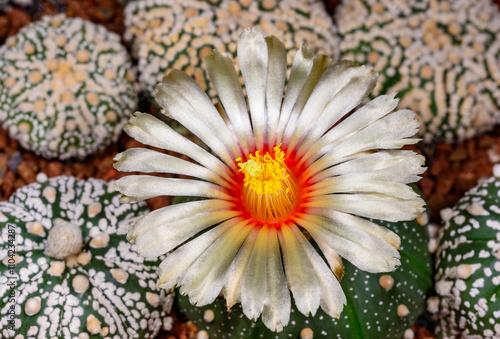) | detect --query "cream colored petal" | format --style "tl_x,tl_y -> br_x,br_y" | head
297,93 -> 399,161
278,224 -> 320,316
114,148 -> 229,188
205,50 -> 253,153
179,219 -> 252,306
304,193 -> 425,222
305,110 -> 420,179
264,36 -> 287,147
279,55 -> 334,147
157,218 -> 247,290
306,178 -> 421,201
282,60 -> 353,150
157,70 -> 241,160
313,150 -> 425,183
124,112 -> 230,176
241,225 -> 269,321
262,227 -> 290,332
296,214 -> 400,273
155,76 -> 238,169
303,209 -> 401,249
238,28 -> 268,150
288,225 -> 346,319
224,225 -> 259,308
135,210 -> 241,257
114,175 -> 233,203
312,239 -> 344,280
276,43 -> 315,143
127,199 -> 235,242
292,66 -> 377,153
287,64 -> 377,153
